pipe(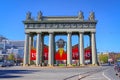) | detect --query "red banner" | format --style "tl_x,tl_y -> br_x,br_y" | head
43,46 -> 48,60
72,45 -> 79,60
30,48 -> 36,60
30,45 -> 91,61
72,44 -> 91,60
84,48 -> 91,60
55,48 -> 67,60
